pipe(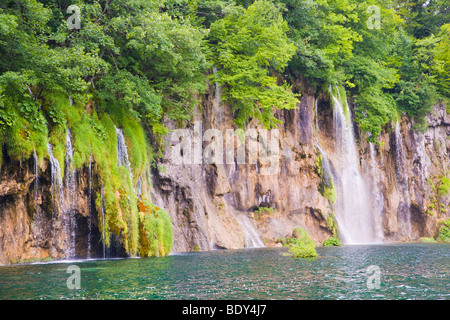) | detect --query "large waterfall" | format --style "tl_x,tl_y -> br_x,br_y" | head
325,87 -> 381,244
